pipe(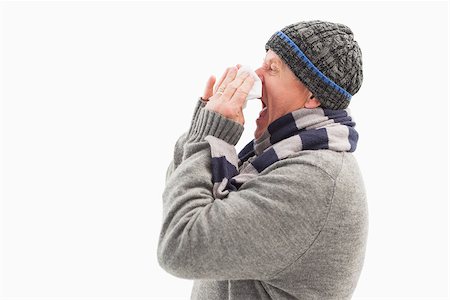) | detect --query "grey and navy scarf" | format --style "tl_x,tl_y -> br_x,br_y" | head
204,107 -> 358,199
